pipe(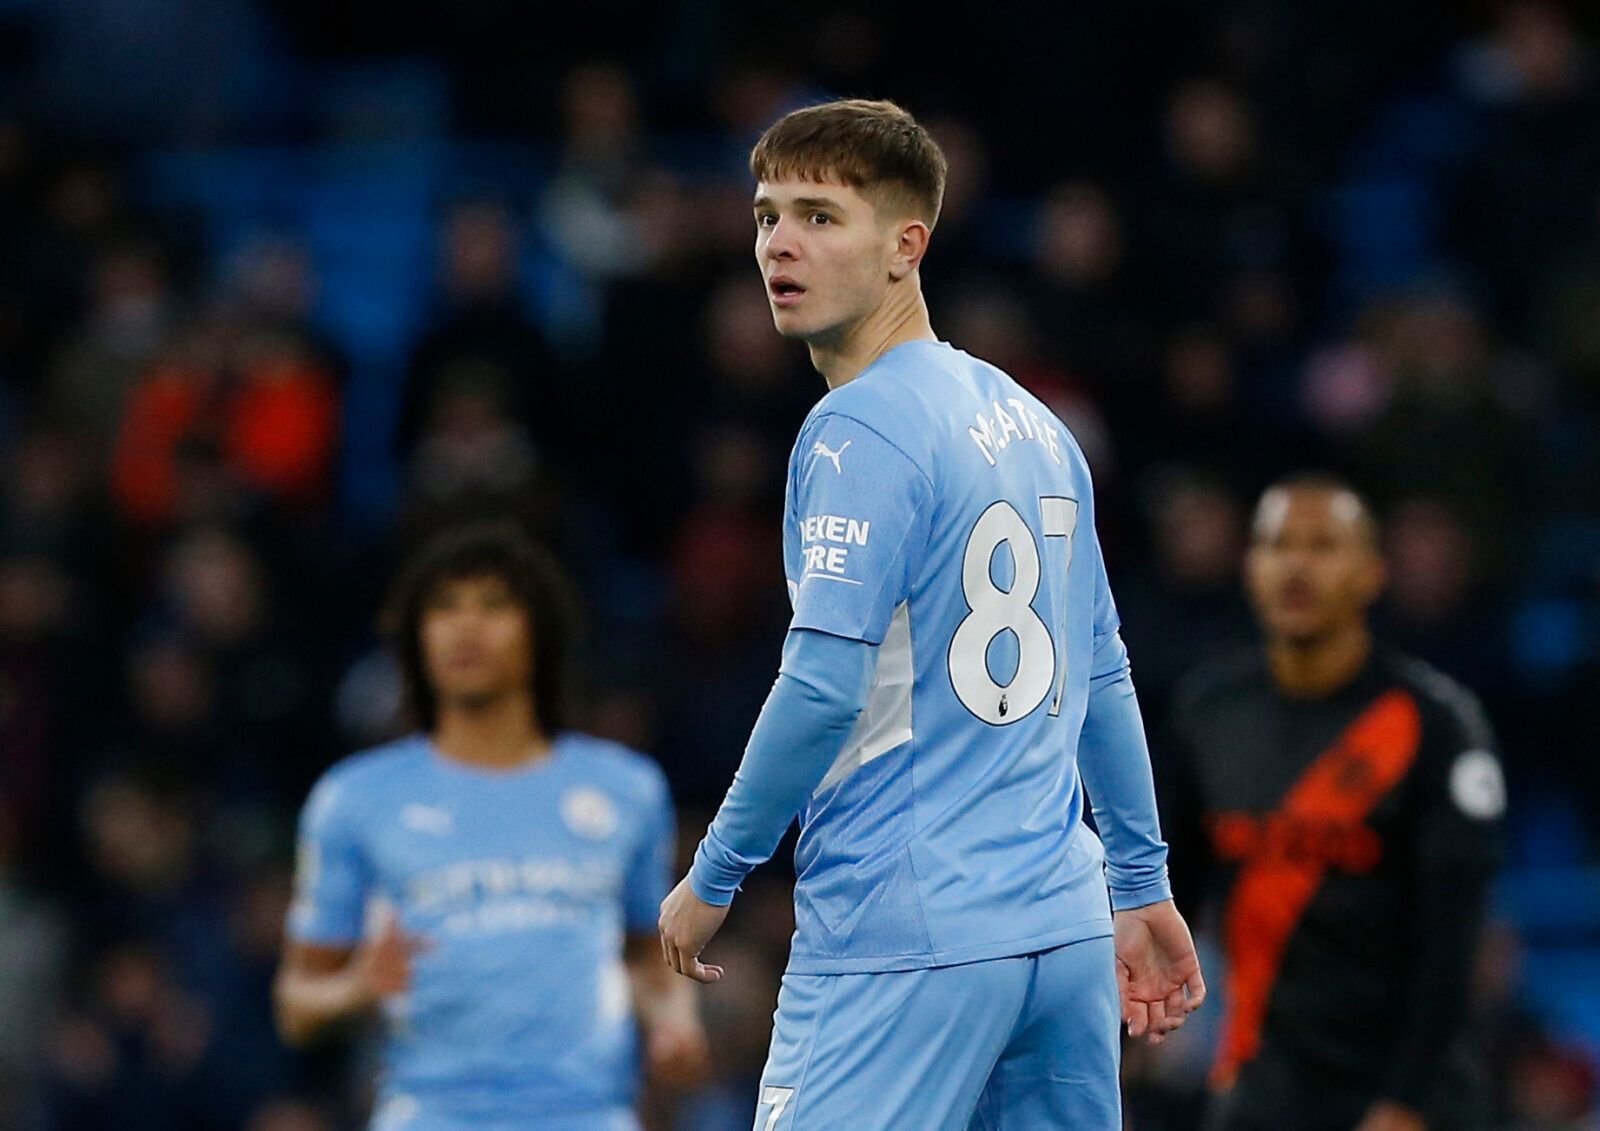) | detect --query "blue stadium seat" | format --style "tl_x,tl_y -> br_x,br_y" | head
1494,866 -> 1600,1050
